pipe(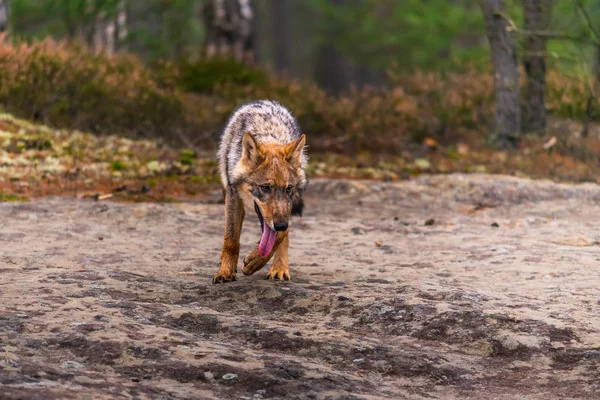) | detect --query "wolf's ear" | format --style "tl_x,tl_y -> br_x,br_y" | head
284,134 -> 306,168
241,132 -> 263,165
